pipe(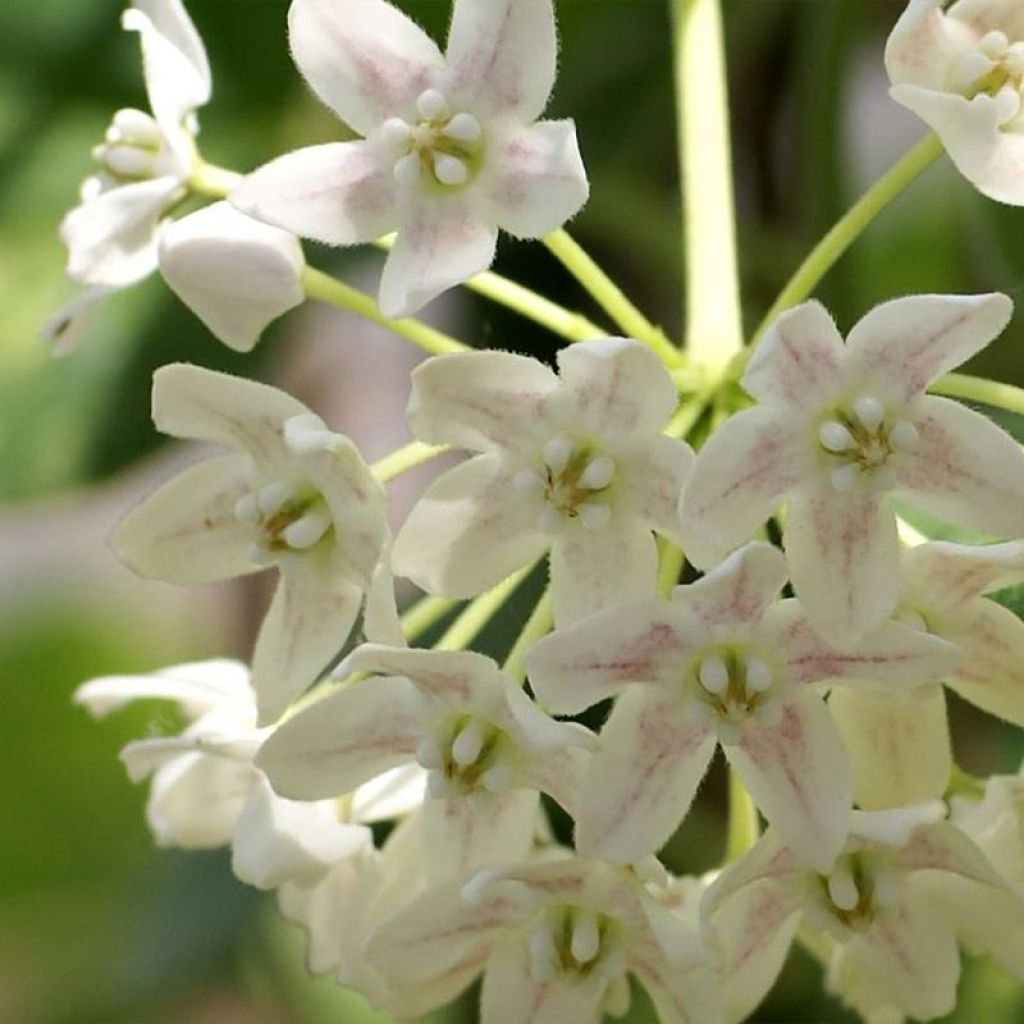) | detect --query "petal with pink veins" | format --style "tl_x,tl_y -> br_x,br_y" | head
903,538 -> 1024,609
